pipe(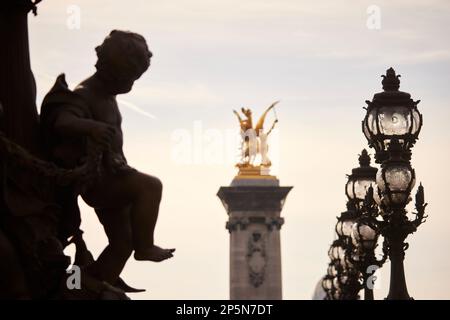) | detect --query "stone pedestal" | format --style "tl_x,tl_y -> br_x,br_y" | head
217,175 -> 292,300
